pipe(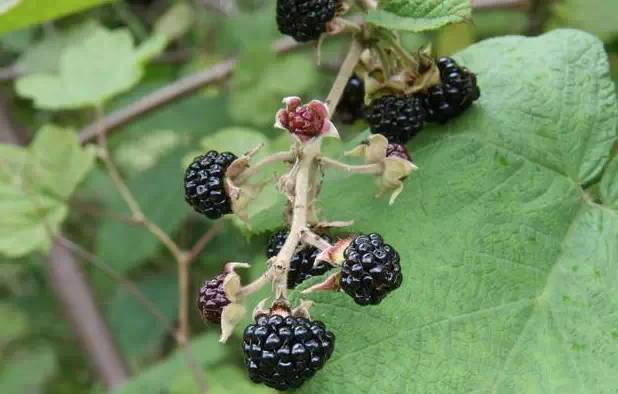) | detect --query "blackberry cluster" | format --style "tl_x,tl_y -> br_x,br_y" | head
366,95 -> 426,144
184,151 -> 237,219
386,143 -> 411,161
336,74 -> 365,124
340,233 -> 402,305
243,313 -> 335,390
197,274 -> 230,324
276,0 -> 337,42
420,57 -> 481,123
267,229 -> 332,288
